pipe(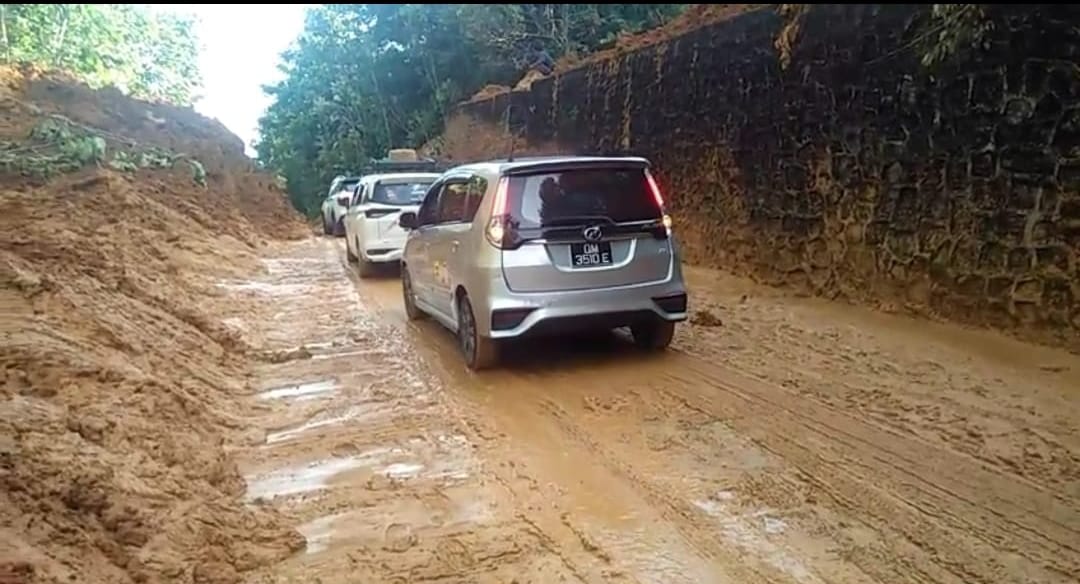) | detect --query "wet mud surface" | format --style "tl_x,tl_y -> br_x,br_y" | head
230,238 -> 1080,584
